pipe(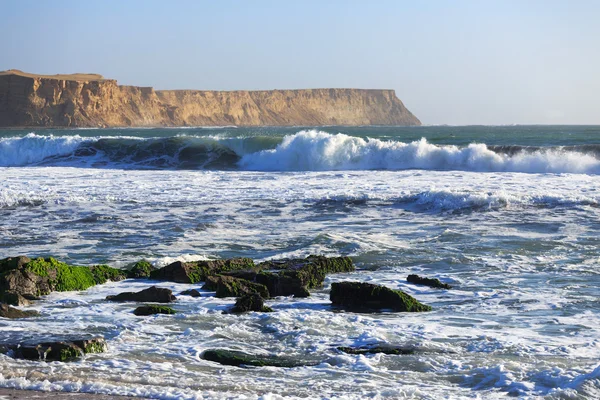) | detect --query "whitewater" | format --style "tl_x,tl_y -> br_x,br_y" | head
1,125 -> 600,399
